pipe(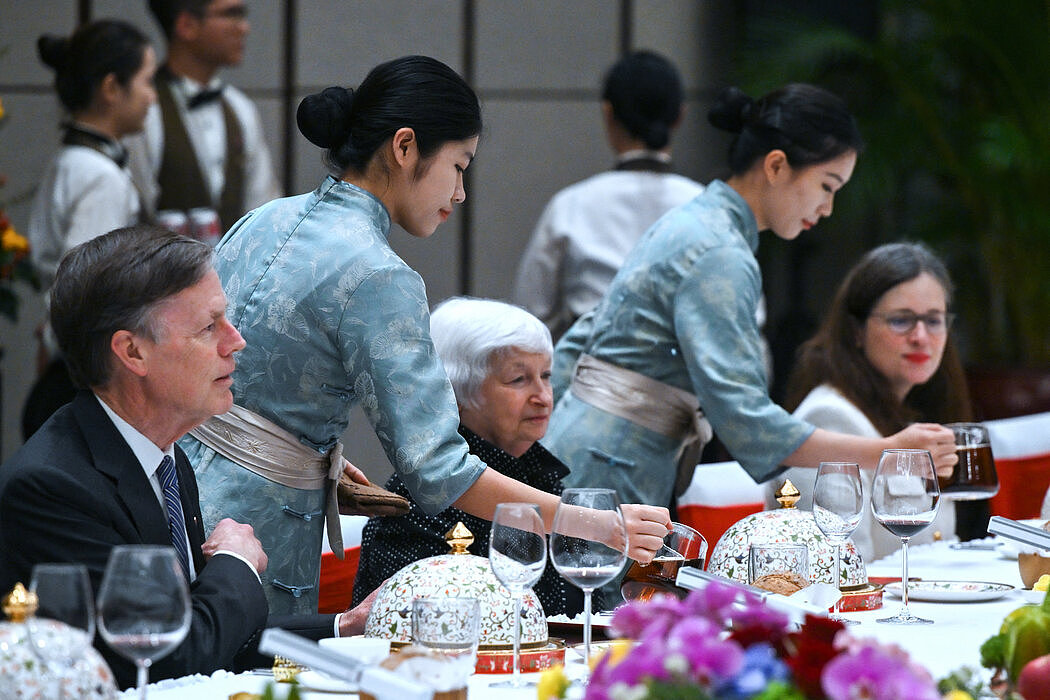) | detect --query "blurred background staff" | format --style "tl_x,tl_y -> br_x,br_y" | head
353,297 -> 584,616
513,50 -> 703,340
770,242 -> 972,560
544,83 -> 958,516
23,19 -> 157,440
125,0 -> 280,231
178,54 -> 672,616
